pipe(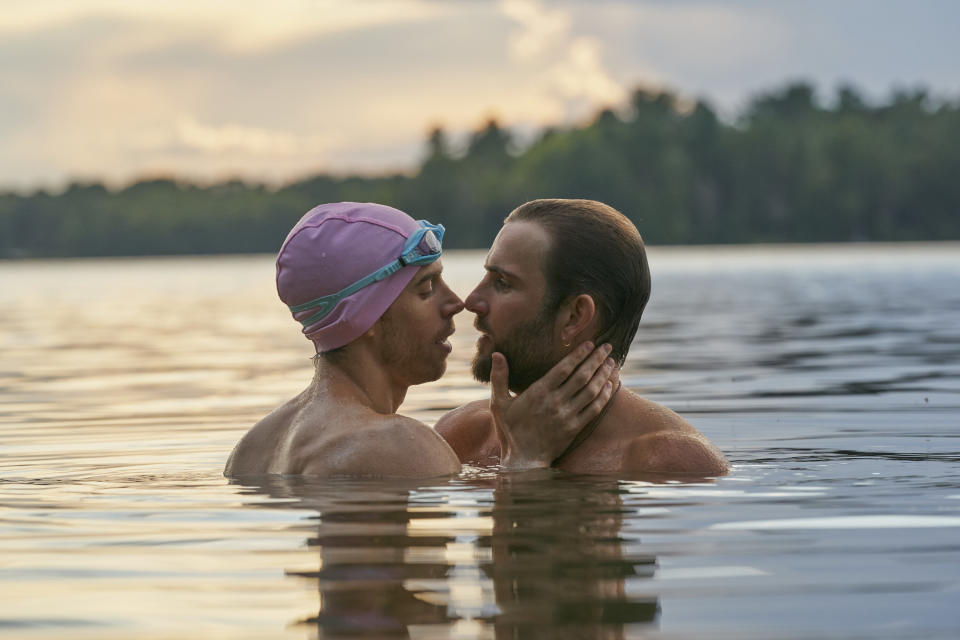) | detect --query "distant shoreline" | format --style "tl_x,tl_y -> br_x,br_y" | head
3,240 -> 959,263
4,84 -> 958,259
